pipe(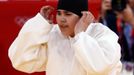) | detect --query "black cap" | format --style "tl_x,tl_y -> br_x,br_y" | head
57,0 -> 88,17
112,0 -> 127,12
